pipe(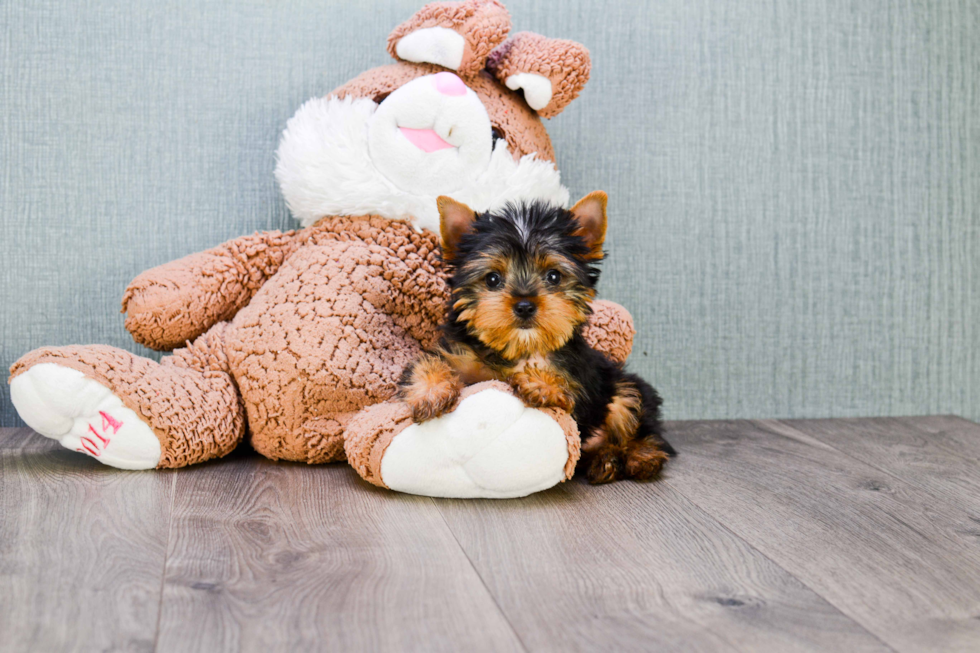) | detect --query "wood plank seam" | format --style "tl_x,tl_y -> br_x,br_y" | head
659,473 -> 911,650
776,417 -> 980,463
152,472 -> 178,653
661,418 -> 980,652
766,419 -> 980,554
659,477 -> 899,652
434,505 -> 531,653
663,479 -> 898,652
